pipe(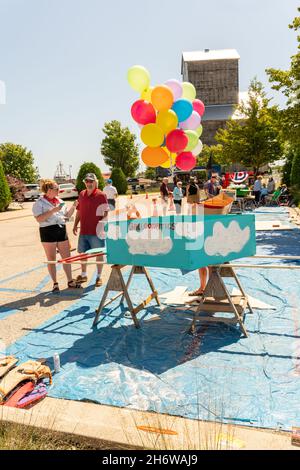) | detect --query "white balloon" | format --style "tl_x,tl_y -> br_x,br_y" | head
192,140 -> 203,156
